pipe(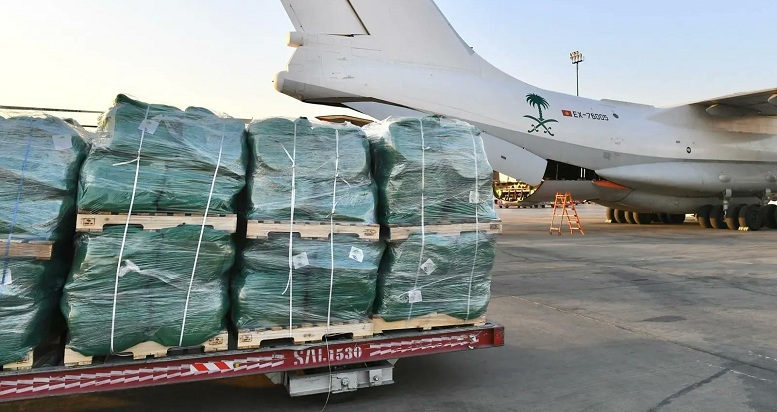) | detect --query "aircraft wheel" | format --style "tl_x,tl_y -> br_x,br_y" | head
762,204 -> 777,229
725,204 -> 746,230
738,204 -> 762,231
709,205 -> 727,229
605,207 -> 616,223
614,209 -> 627,224
668,214 -> 686,224
634,212 -> 654,224
624,211 -> 636,224
696,205 -> 712,228
657,213 -> 670,224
